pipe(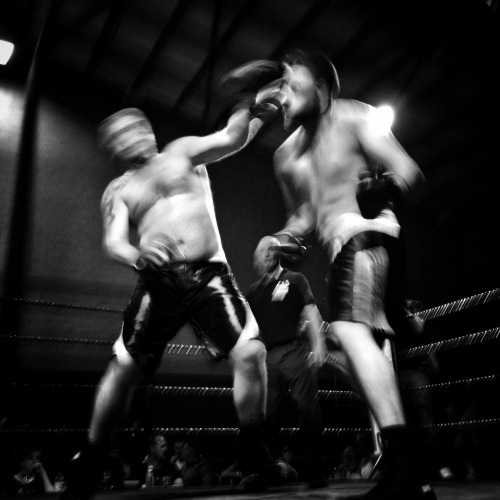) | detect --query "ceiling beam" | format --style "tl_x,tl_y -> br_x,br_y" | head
201,0 -> 222,133
173,0 -> 263,122
50,0 -> 115,46
123,0 -> 192,105
269,0 -> 338,60
85,0 -> 132,81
